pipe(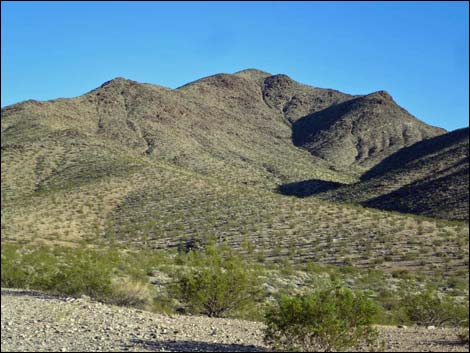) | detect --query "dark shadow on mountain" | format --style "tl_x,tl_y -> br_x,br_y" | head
277,179 -> 345,197
129,338 -> 266,352
361,127 -> 468,181
363,167 -> 470,221
291,99 -> 356,147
